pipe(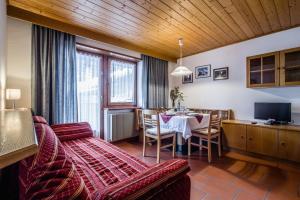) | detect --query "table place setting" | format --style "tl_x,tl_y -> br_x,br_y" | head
159,110 -> 210,139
